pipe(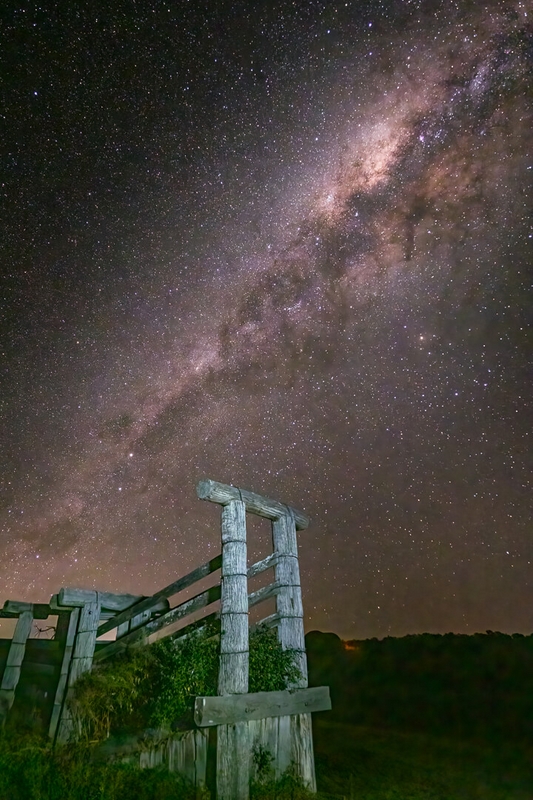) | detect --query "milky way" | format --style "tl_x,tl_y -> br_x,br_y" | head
1,0 -> 532,638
